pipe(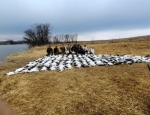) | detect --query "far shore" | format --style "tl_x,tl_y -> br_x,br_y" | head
0,43 -> 27,45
